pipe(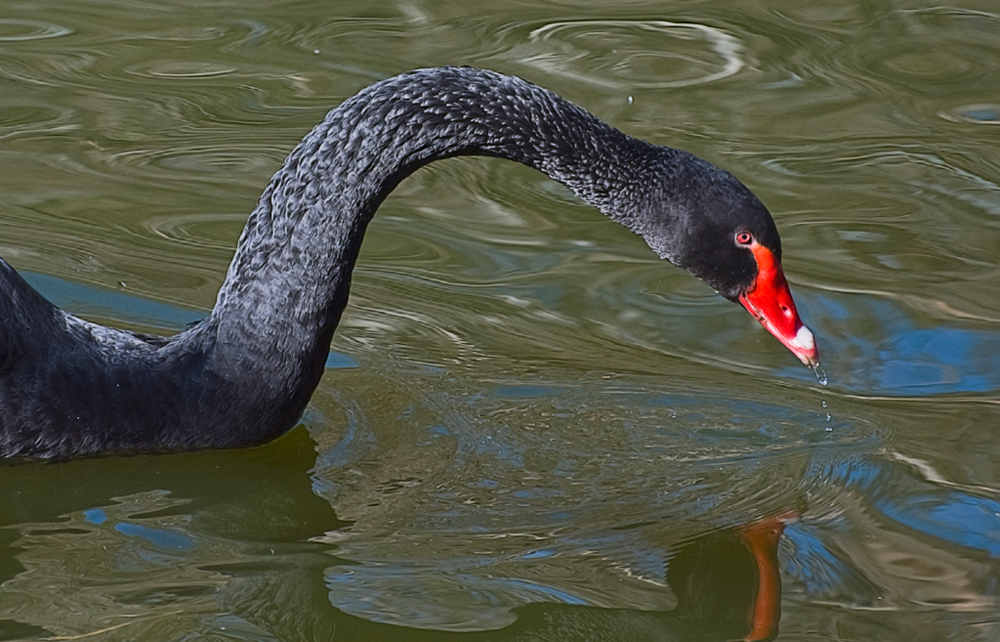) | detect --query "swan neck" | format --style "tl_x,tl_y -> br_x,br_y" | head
209,68 -> 648,393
